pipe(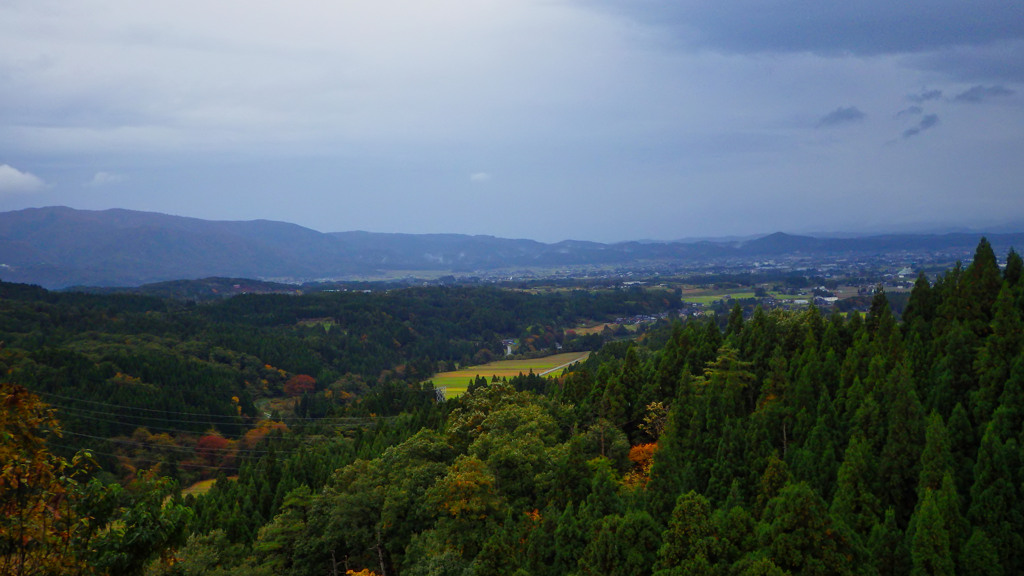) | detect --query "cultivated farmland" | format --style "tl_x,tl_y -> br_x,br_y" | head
427,351 -> 590,398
